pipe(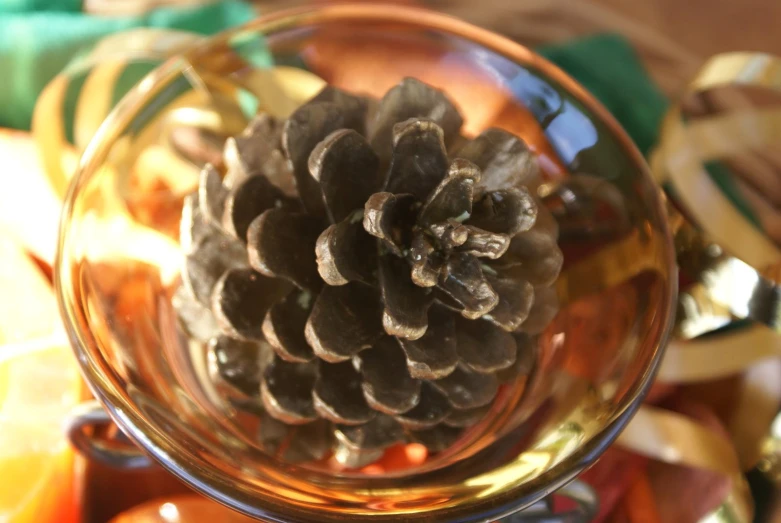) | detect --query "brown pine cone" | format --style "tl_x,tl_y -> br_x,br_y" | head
175,78 -> 562,467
